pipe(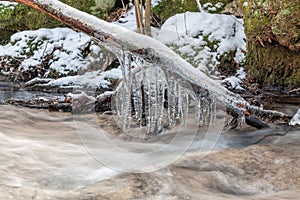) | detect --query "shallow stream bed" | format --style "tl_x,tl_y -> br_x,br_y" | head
0,103 -> 299,199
